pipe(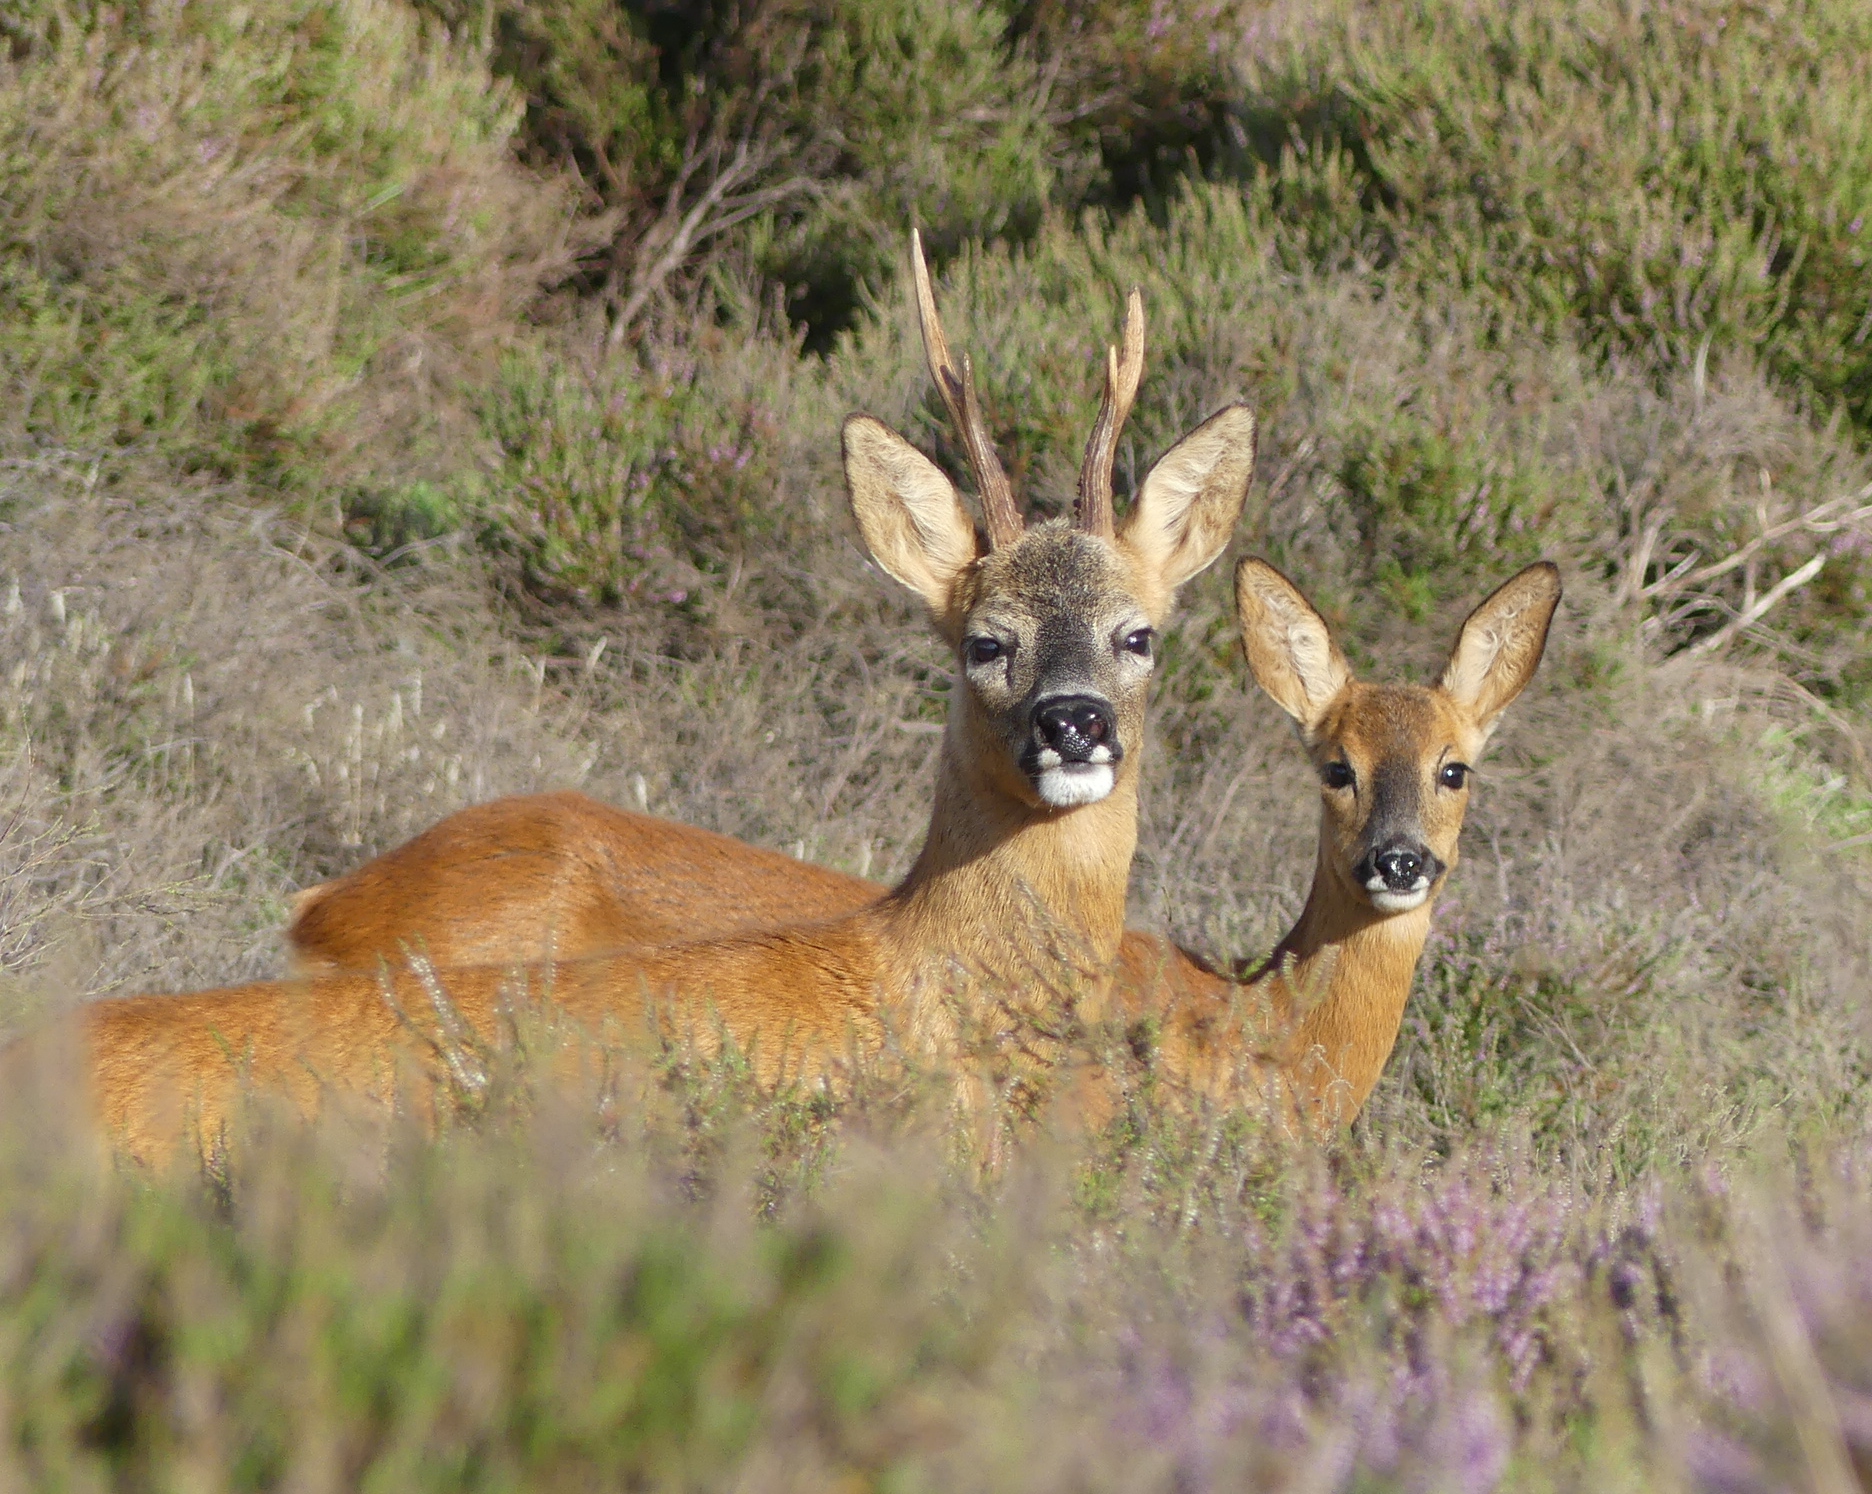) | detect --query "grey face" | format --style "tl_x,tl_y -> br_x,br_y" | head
956,525 -> 1158,810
